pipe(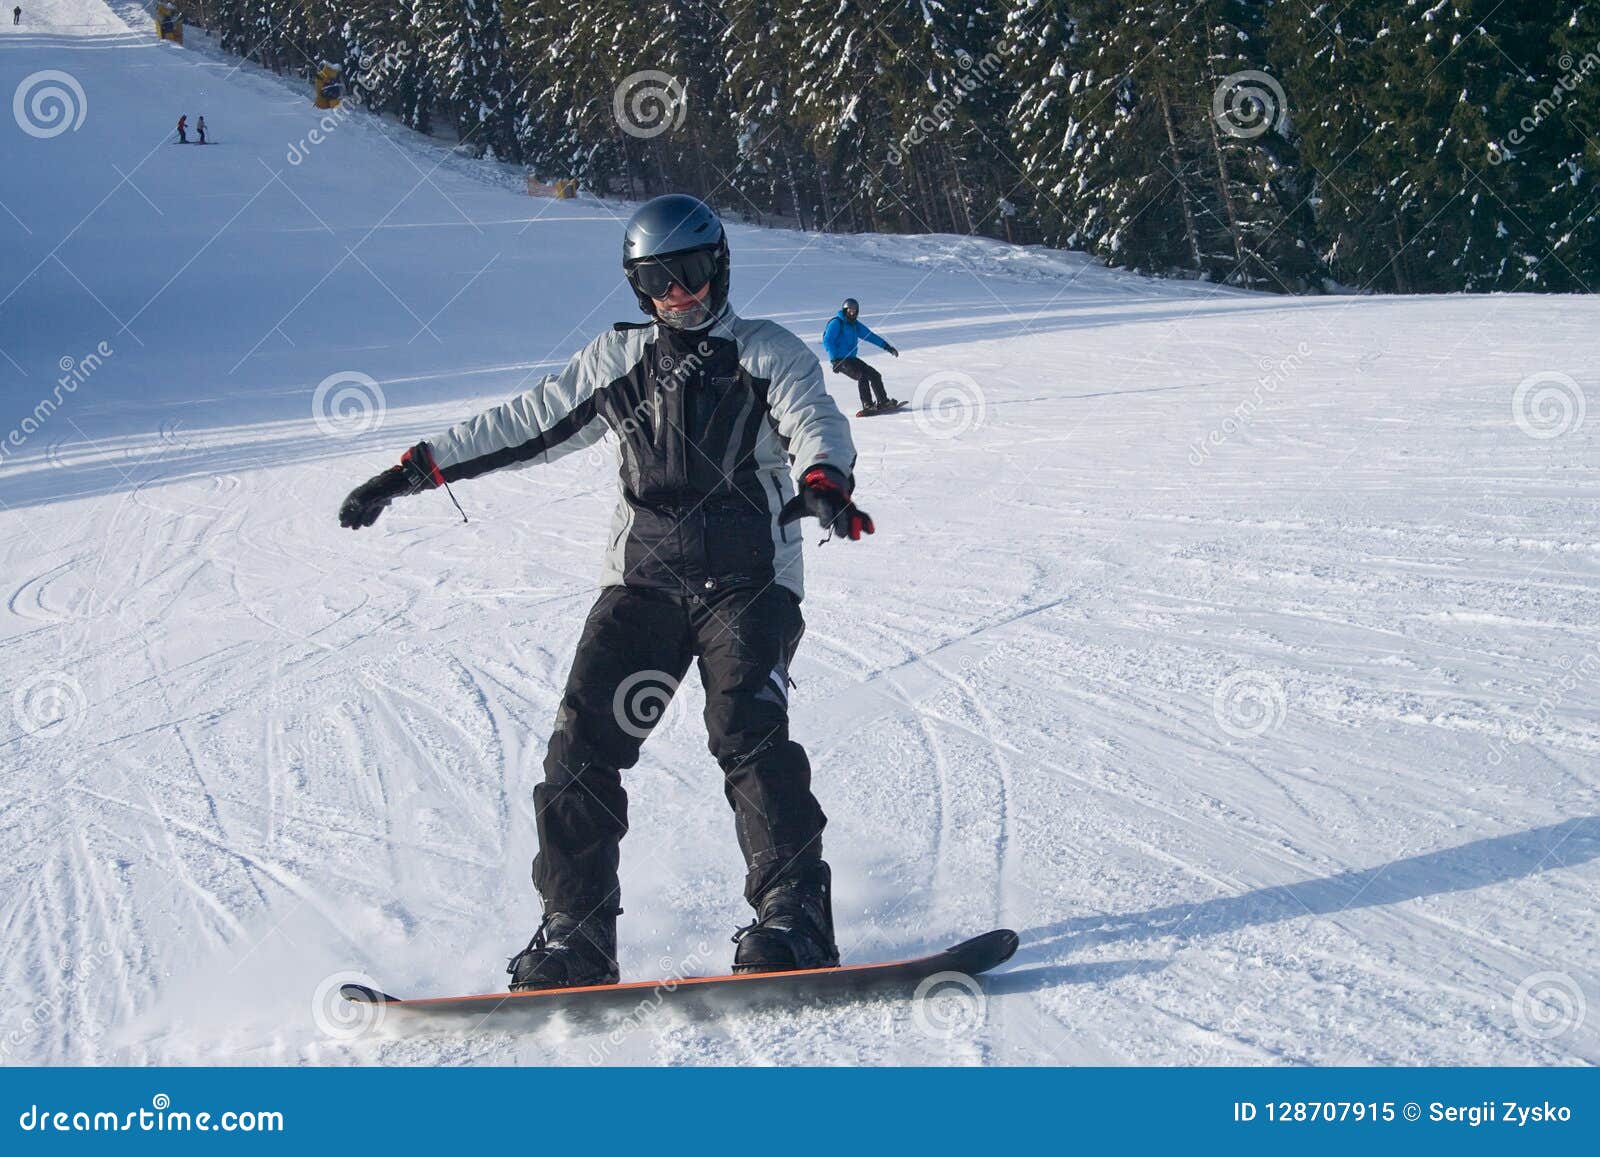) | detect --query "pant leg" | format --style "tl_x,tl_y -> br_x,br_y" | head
691,585 -> 827,904
833,357 -> 875,409
534,586 -> 692,912
862,360 -> 889,404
